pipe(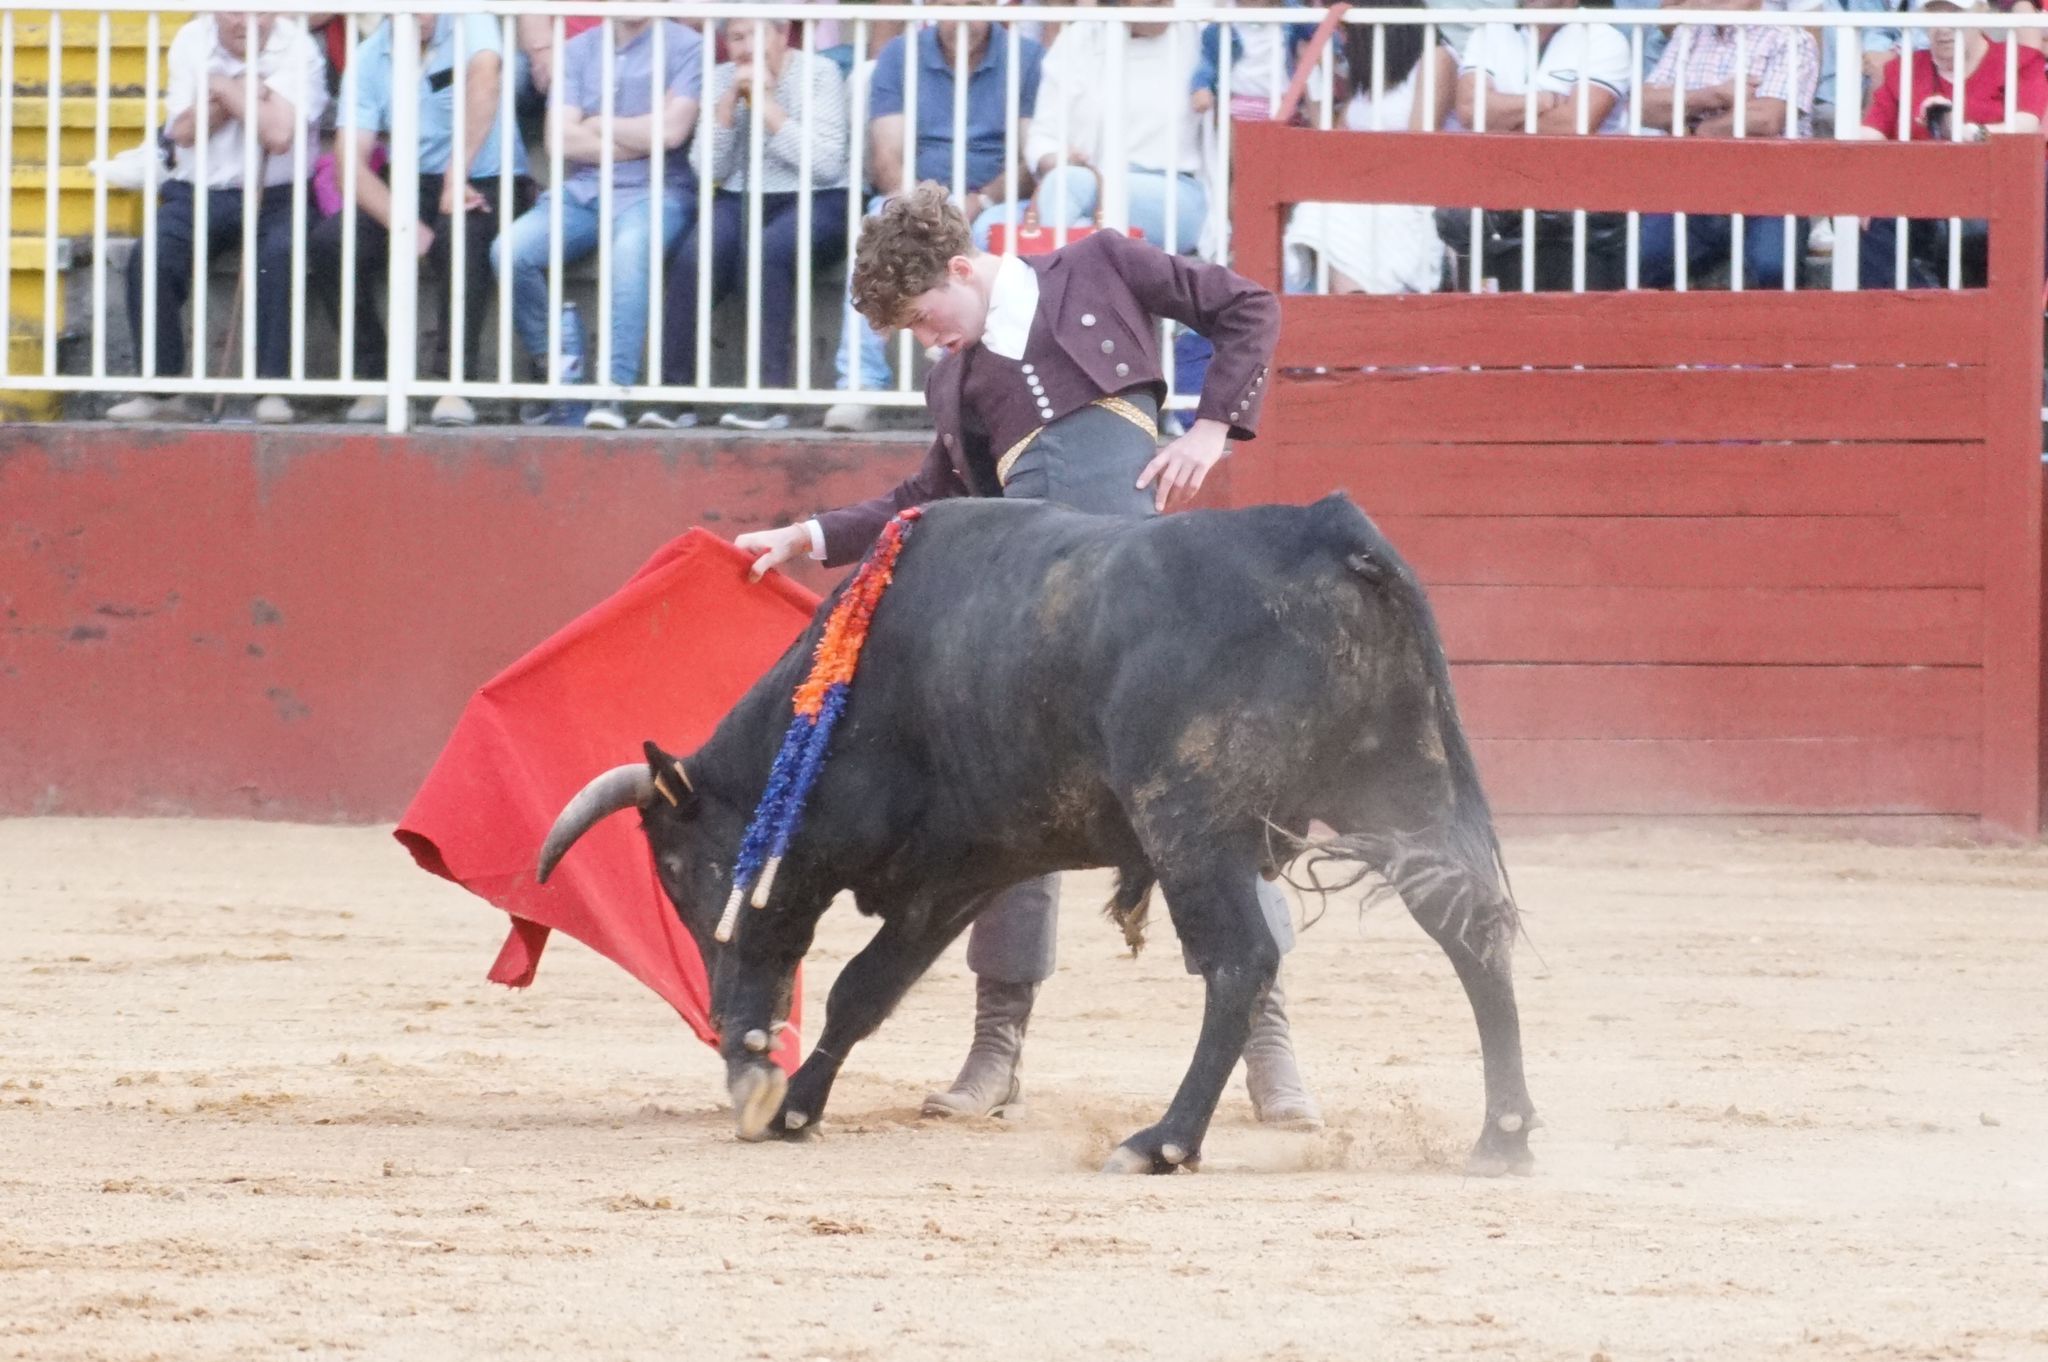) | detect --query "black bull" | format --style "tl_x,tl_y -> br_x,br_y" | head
539,493 -> 1538,1175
